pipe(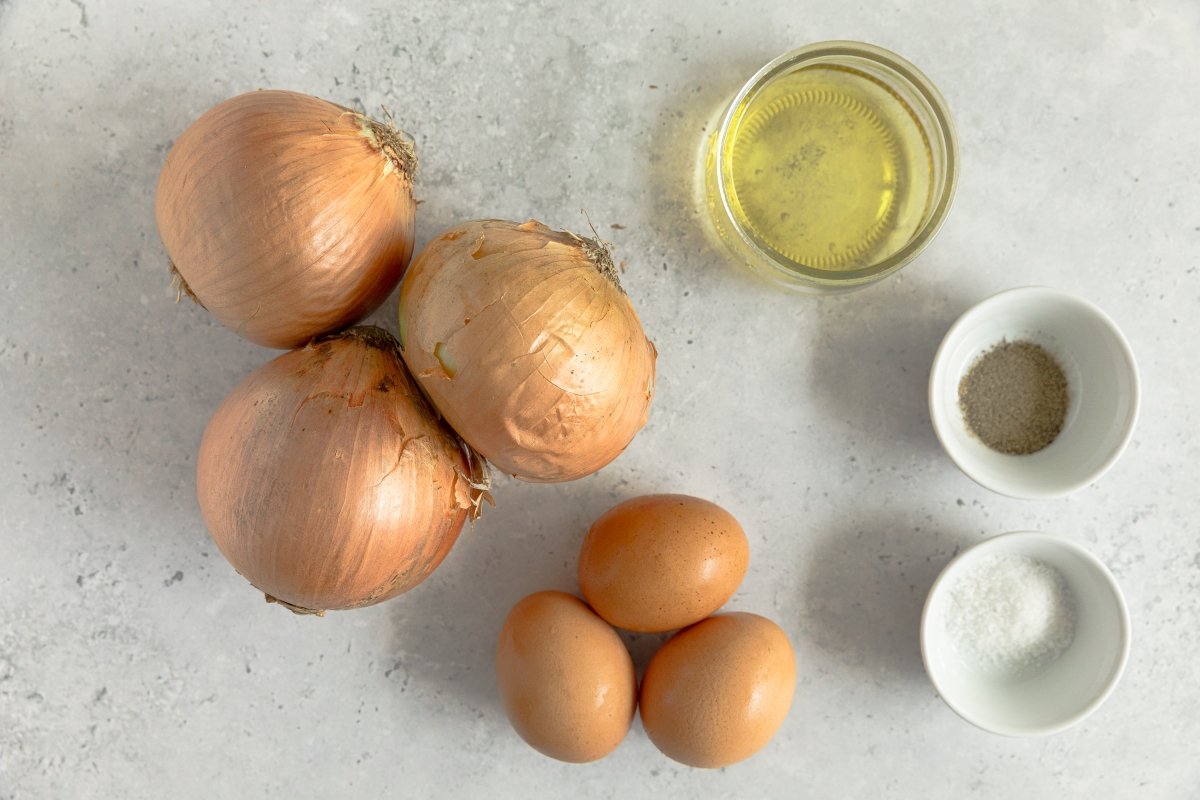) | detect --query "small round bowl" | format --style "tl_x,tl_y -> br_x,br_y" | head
701,41 -> 958,292
929,286 -> 1139,499
921,531 -> 1131,737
